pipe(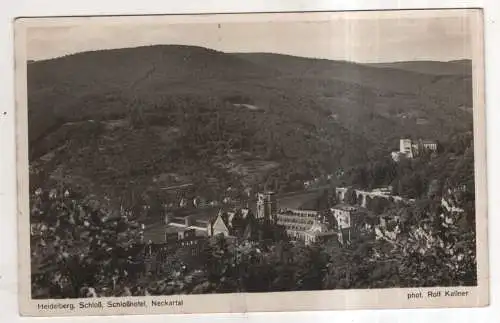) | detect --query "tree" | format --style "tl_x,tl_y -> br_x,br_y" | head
293,246 -> 328,291
345,189 -> 358,205
316,189 -> 330,210
329,187 -> 338,206
365,196 -> 373,209
427,179 -> 441,199
369,197 -> 390,215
